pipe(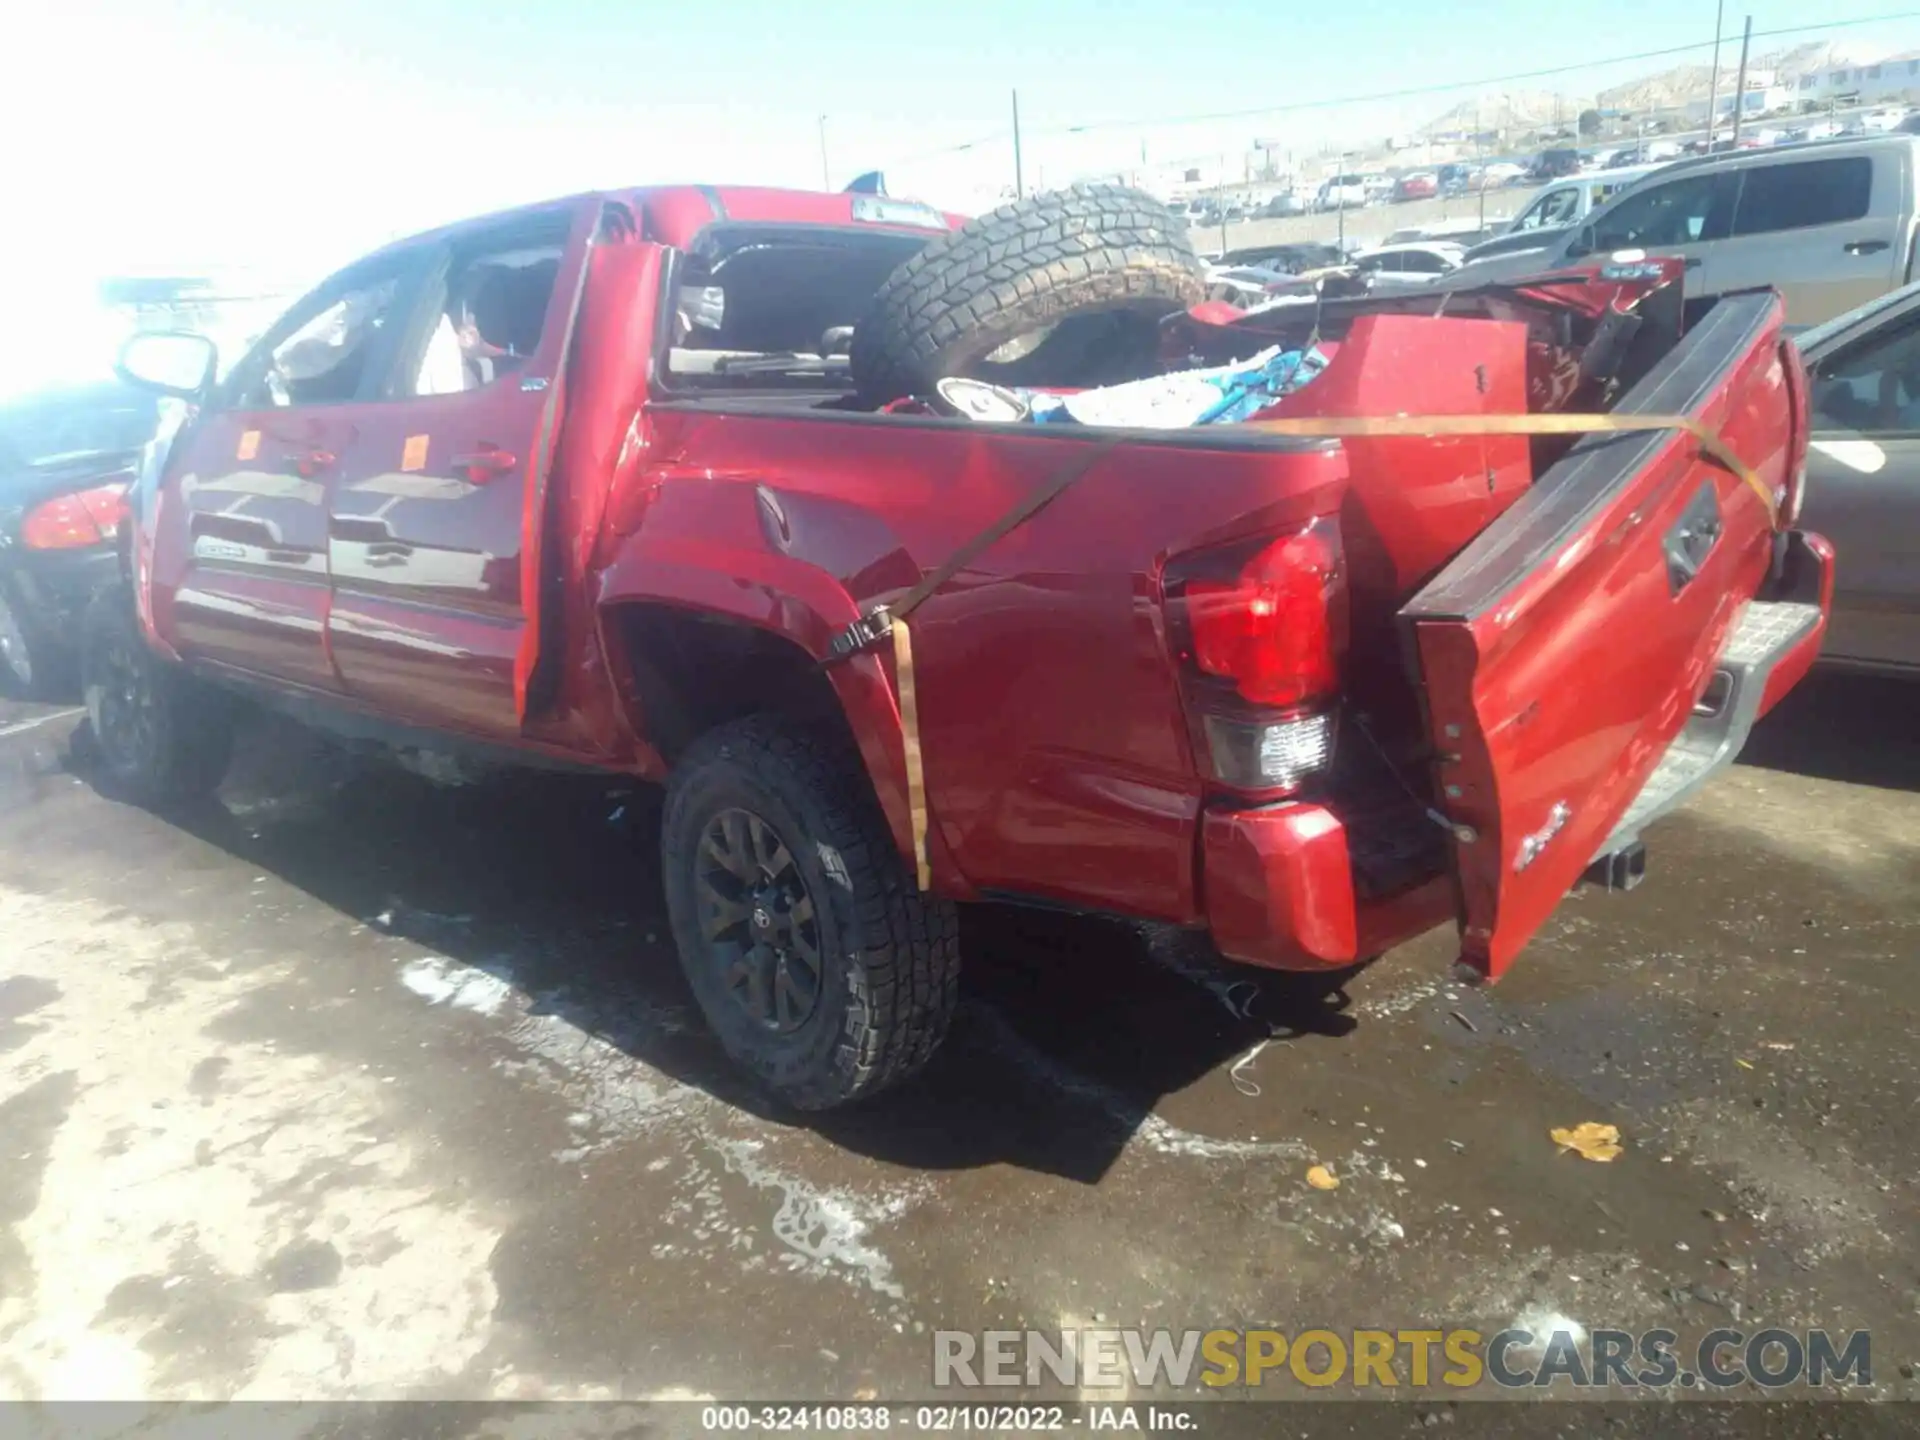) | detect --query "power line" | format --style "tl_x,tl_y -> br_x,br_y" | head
897,9 -> 1919,161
